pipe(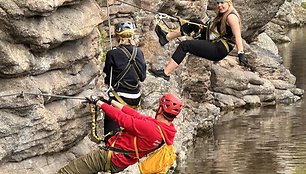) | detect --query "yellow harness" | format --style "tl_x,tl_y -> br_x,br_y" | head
112,90 -> 139,109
